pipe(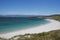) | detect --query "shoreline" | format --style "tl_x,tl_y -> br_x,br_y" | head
0,19 -> 60,39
